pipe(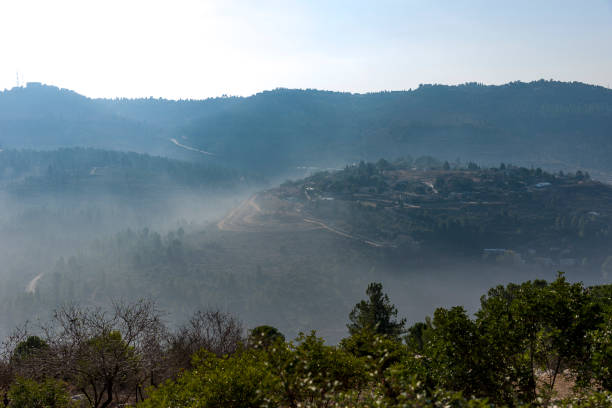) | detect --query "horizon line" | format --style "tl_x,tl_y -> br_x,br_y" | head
2,78 -> 611,101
